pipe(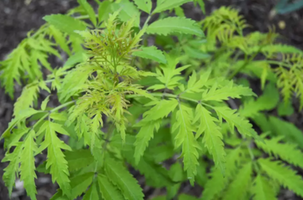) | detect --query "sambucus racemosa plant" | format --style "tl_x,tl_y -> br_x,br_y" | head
1,0 -> 303,199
